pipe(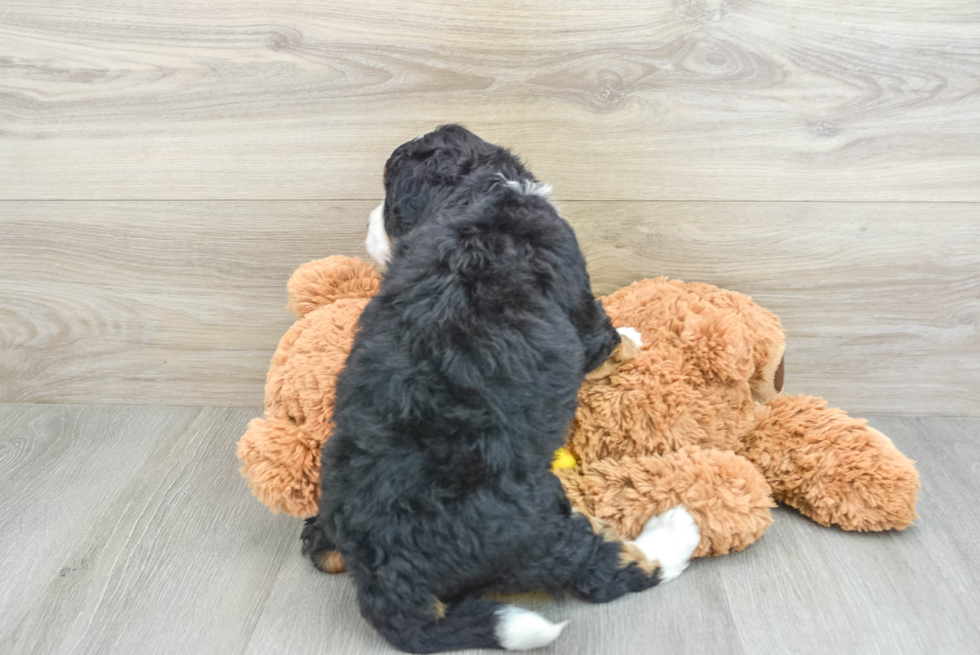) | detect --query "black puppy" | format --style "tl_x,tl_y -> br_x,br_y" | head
302,125 -> 699,653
